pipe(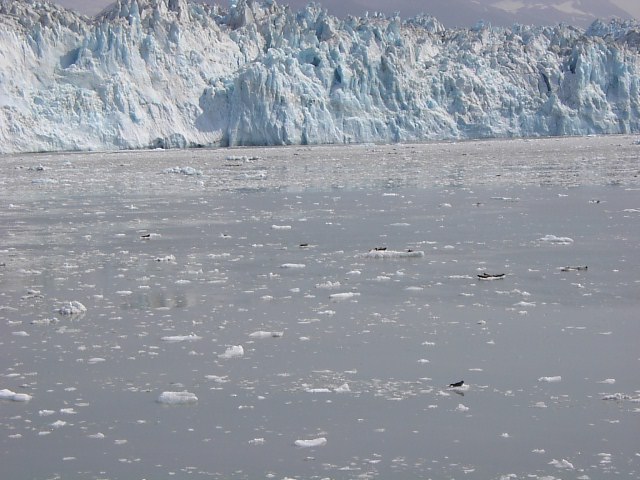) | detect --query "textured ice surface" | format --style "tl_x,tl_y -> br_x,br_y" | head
2,1 -> 640,153
0,137 -> 639,480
